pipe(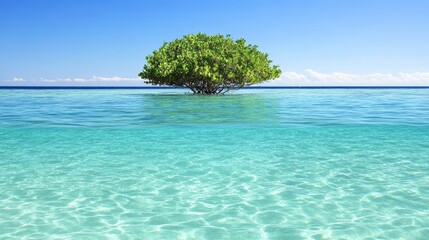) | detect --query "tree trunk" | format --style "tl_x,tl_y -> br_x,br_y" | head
184,82 -> 243,95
